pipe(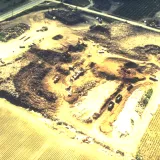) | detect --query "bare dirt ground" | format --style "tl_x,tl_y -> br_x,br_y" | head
0,10 -> 160,159
119,34 -> 160,50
